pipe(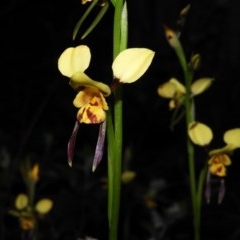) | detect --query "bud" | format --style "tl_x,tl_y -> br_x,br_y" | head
189,53 -> 201,71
